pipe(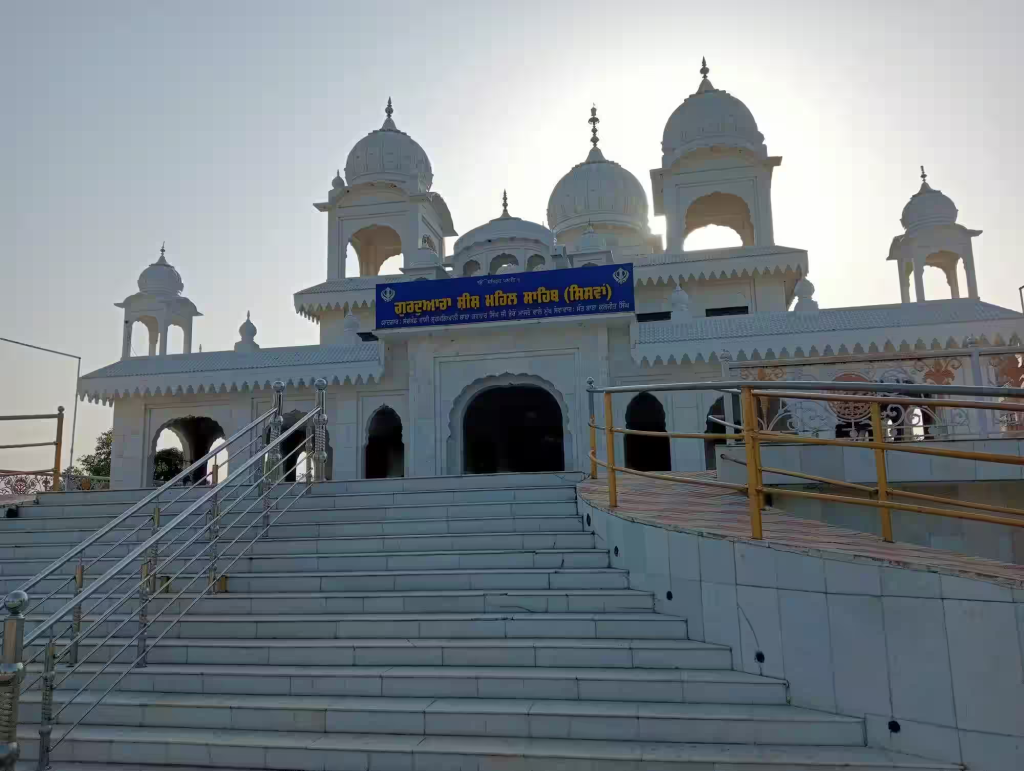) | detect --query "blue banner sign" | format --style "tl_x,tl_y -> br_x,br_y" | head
376,263 -> 635,330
